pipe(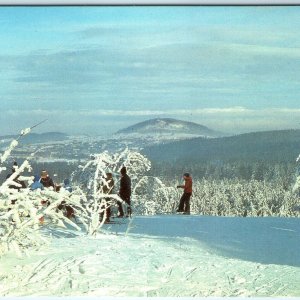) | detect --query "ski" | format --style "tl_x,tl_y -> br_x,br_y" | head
175,212 -> 191,215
